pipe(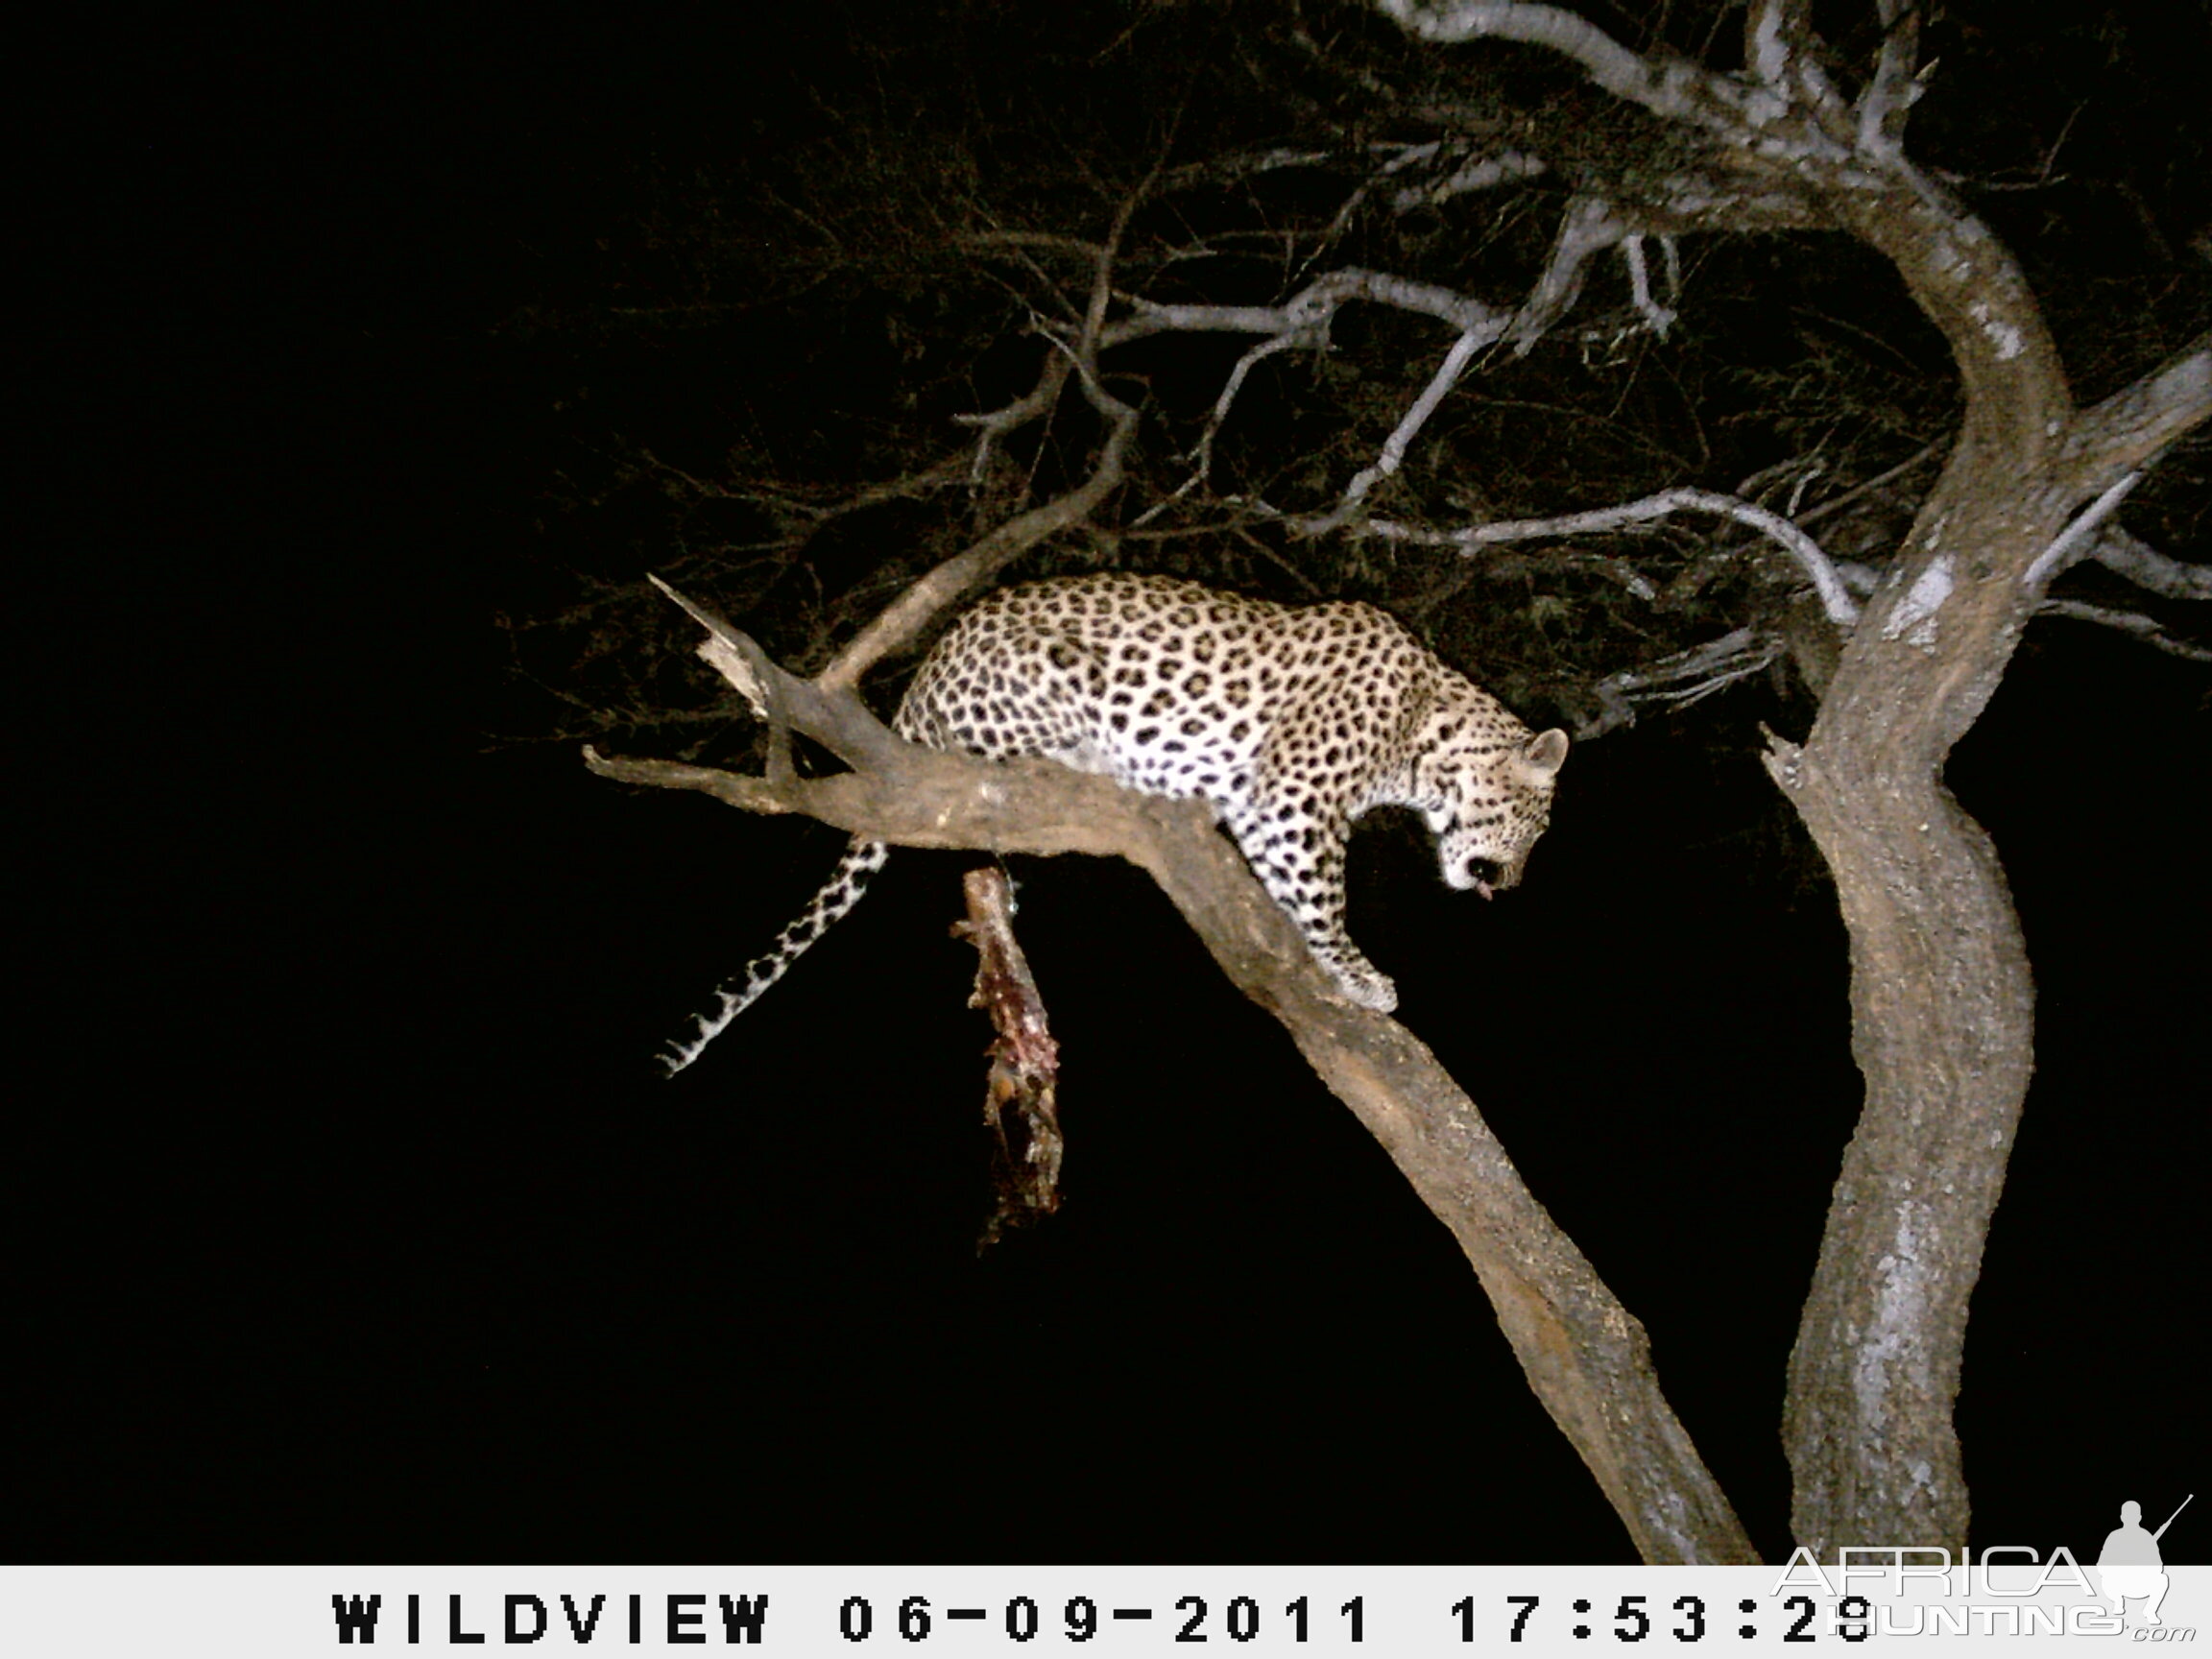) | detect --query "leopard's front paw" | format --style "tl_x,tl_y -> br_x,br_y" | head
1333,966 -> 1398,1014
